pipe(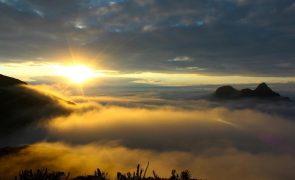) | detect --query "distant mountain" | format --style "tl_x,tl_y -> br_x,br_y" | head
215,85 -> 241,98
215,83 -> 286,99
253,83 -> 280,97
0,74 -> 27,86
